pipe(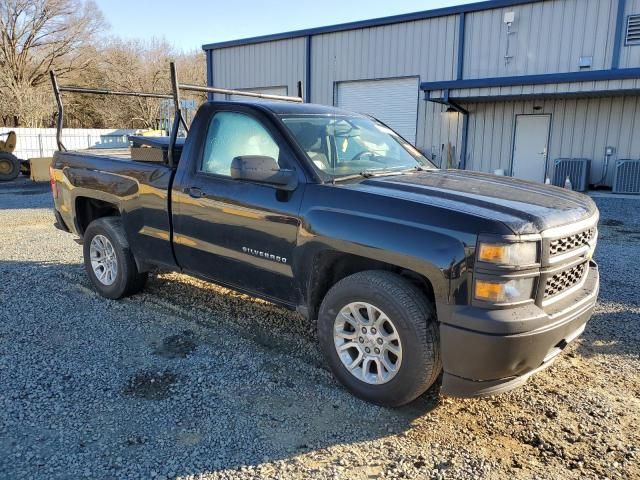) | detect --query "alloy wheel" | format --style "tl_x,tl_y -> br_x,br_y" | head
333,302 -> 403,384
89,234 -> 118,286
